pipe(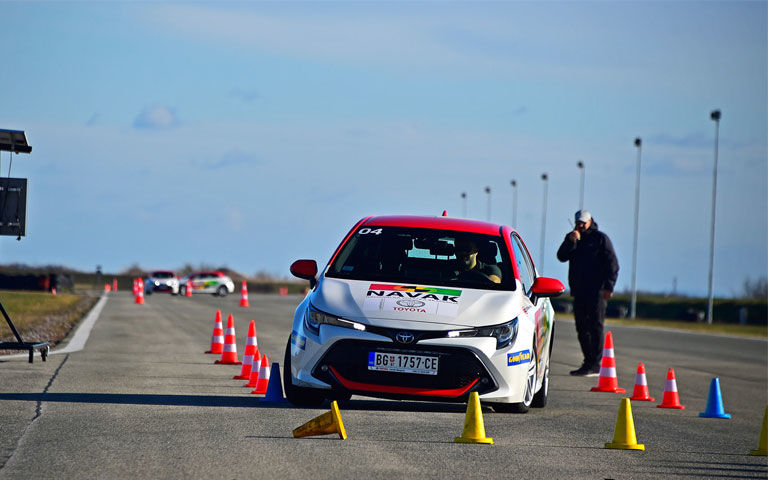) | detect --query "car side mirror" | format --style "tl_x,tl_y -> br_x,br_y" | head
290,259 -> 318,289
530,277 -> 565,299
